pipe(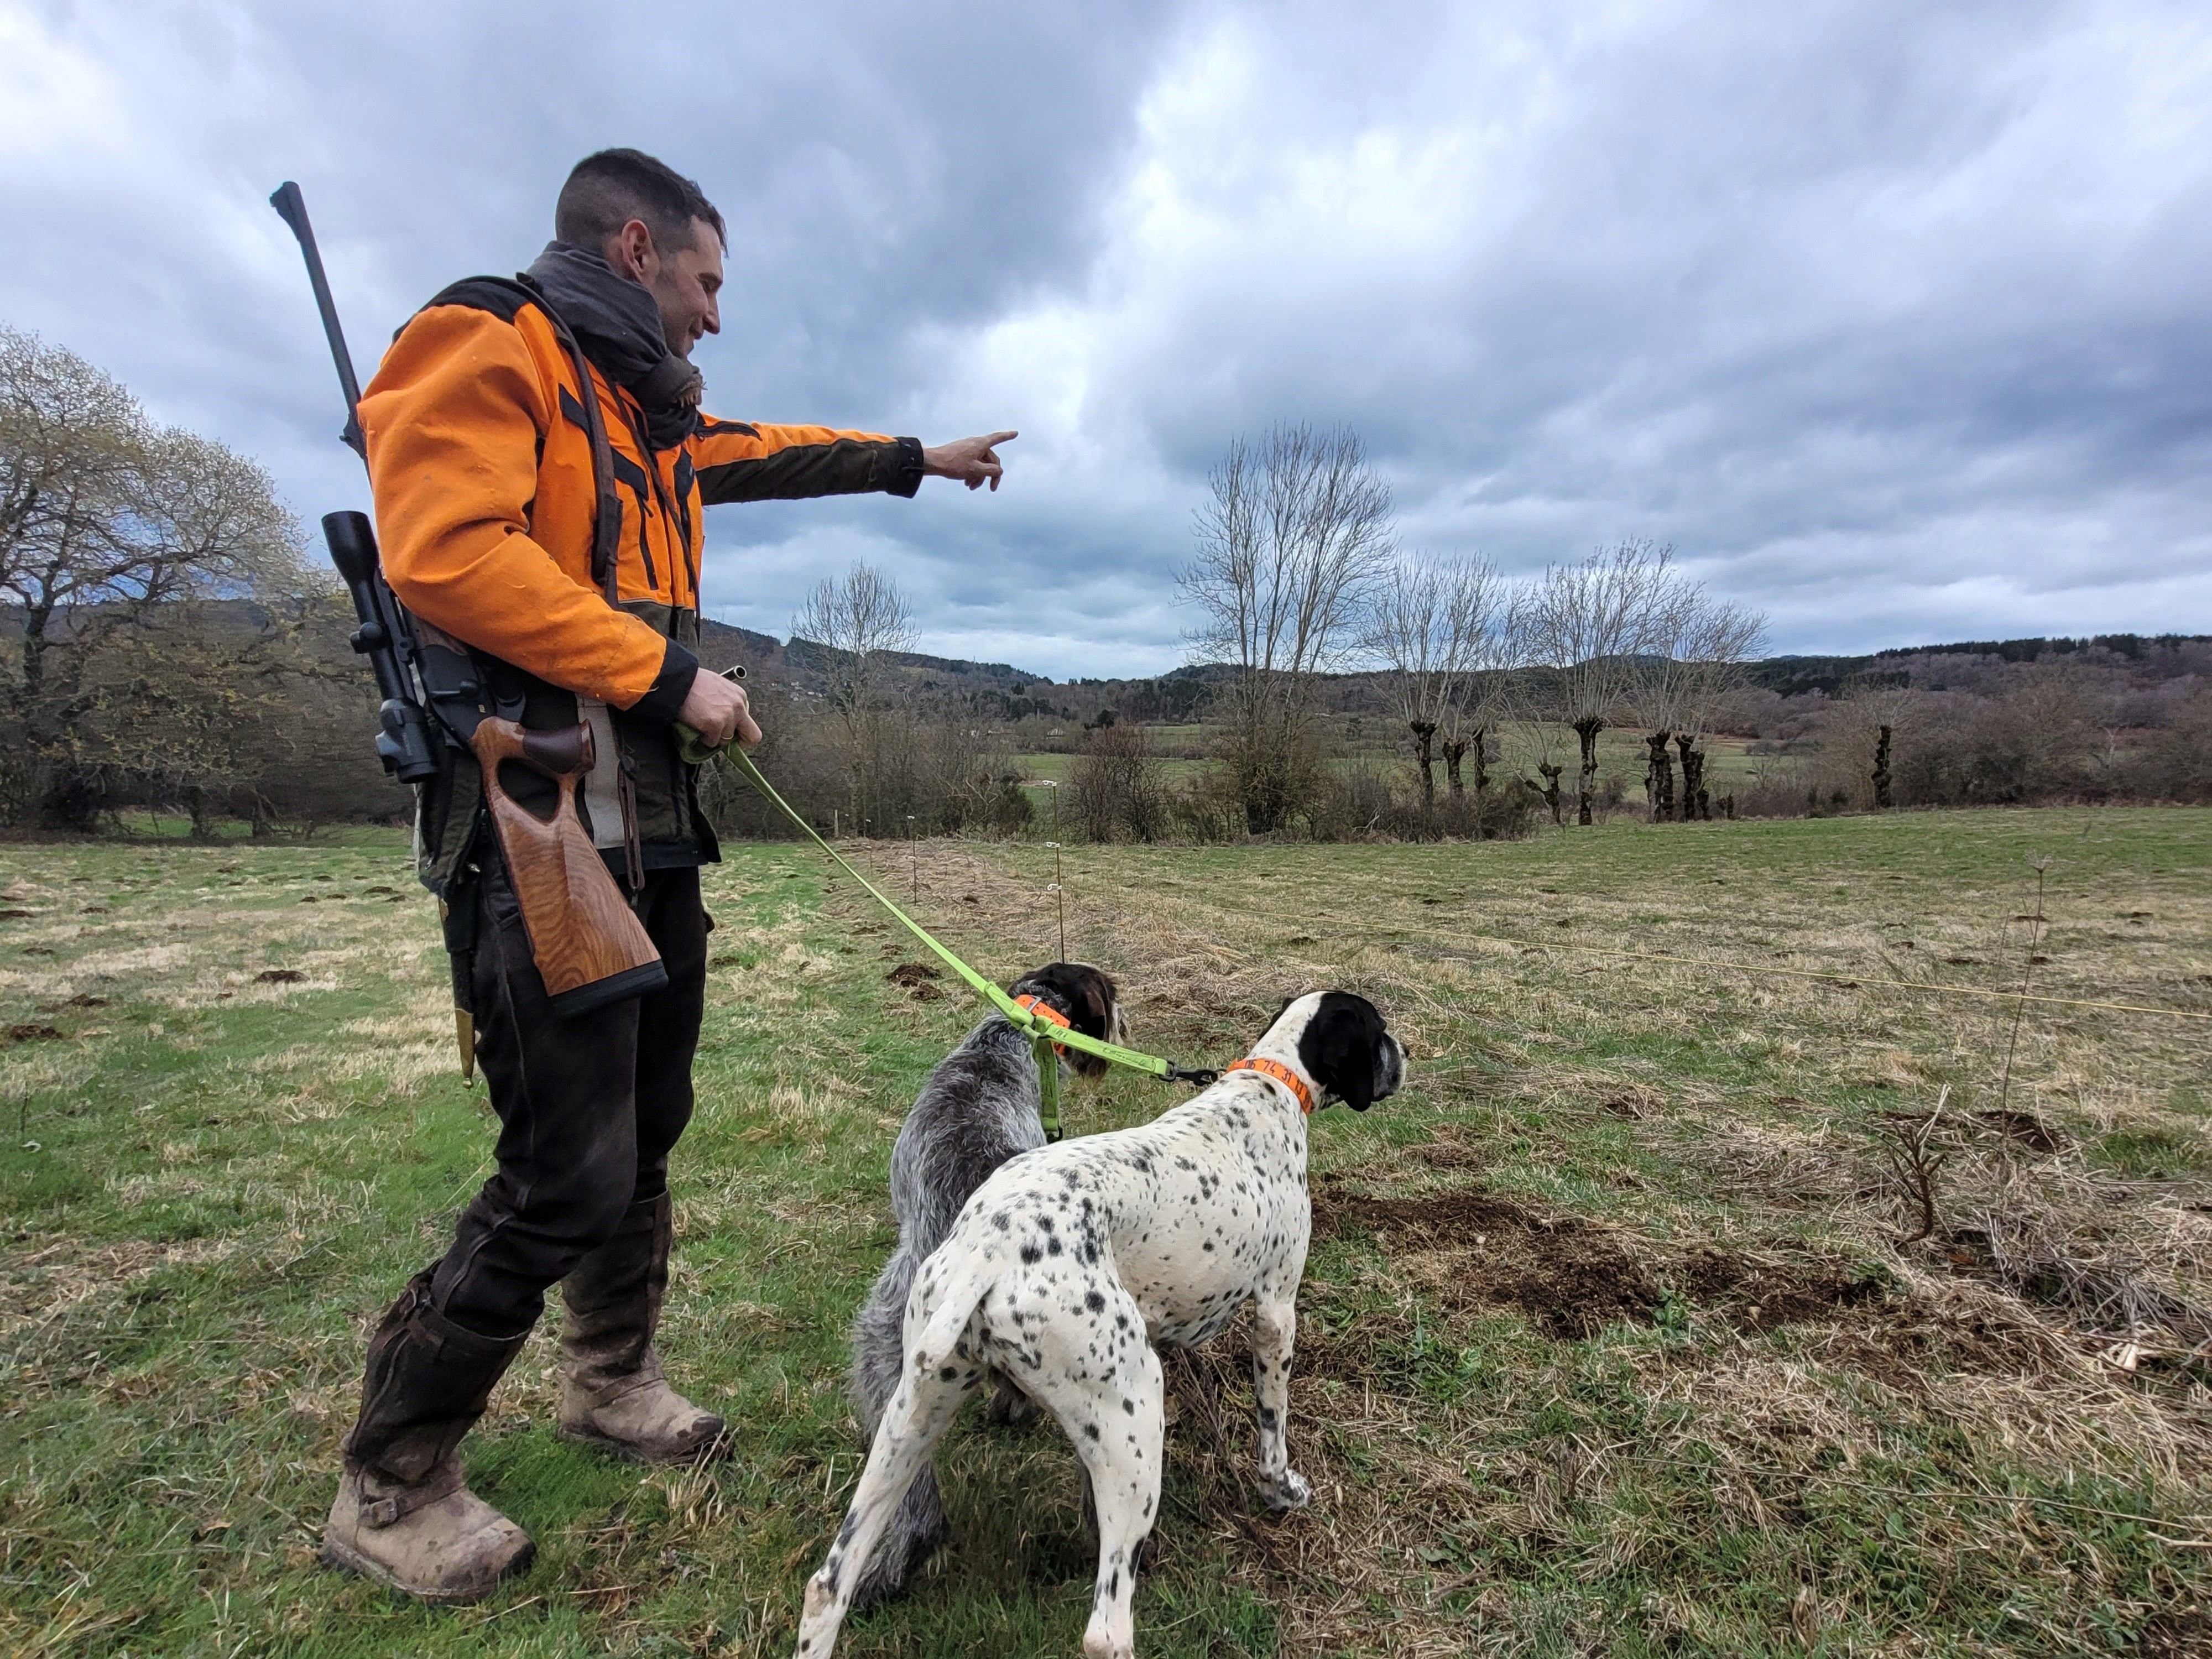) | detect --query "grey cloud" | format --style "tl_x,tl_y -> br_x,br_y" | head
2,0 -> 2206,675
